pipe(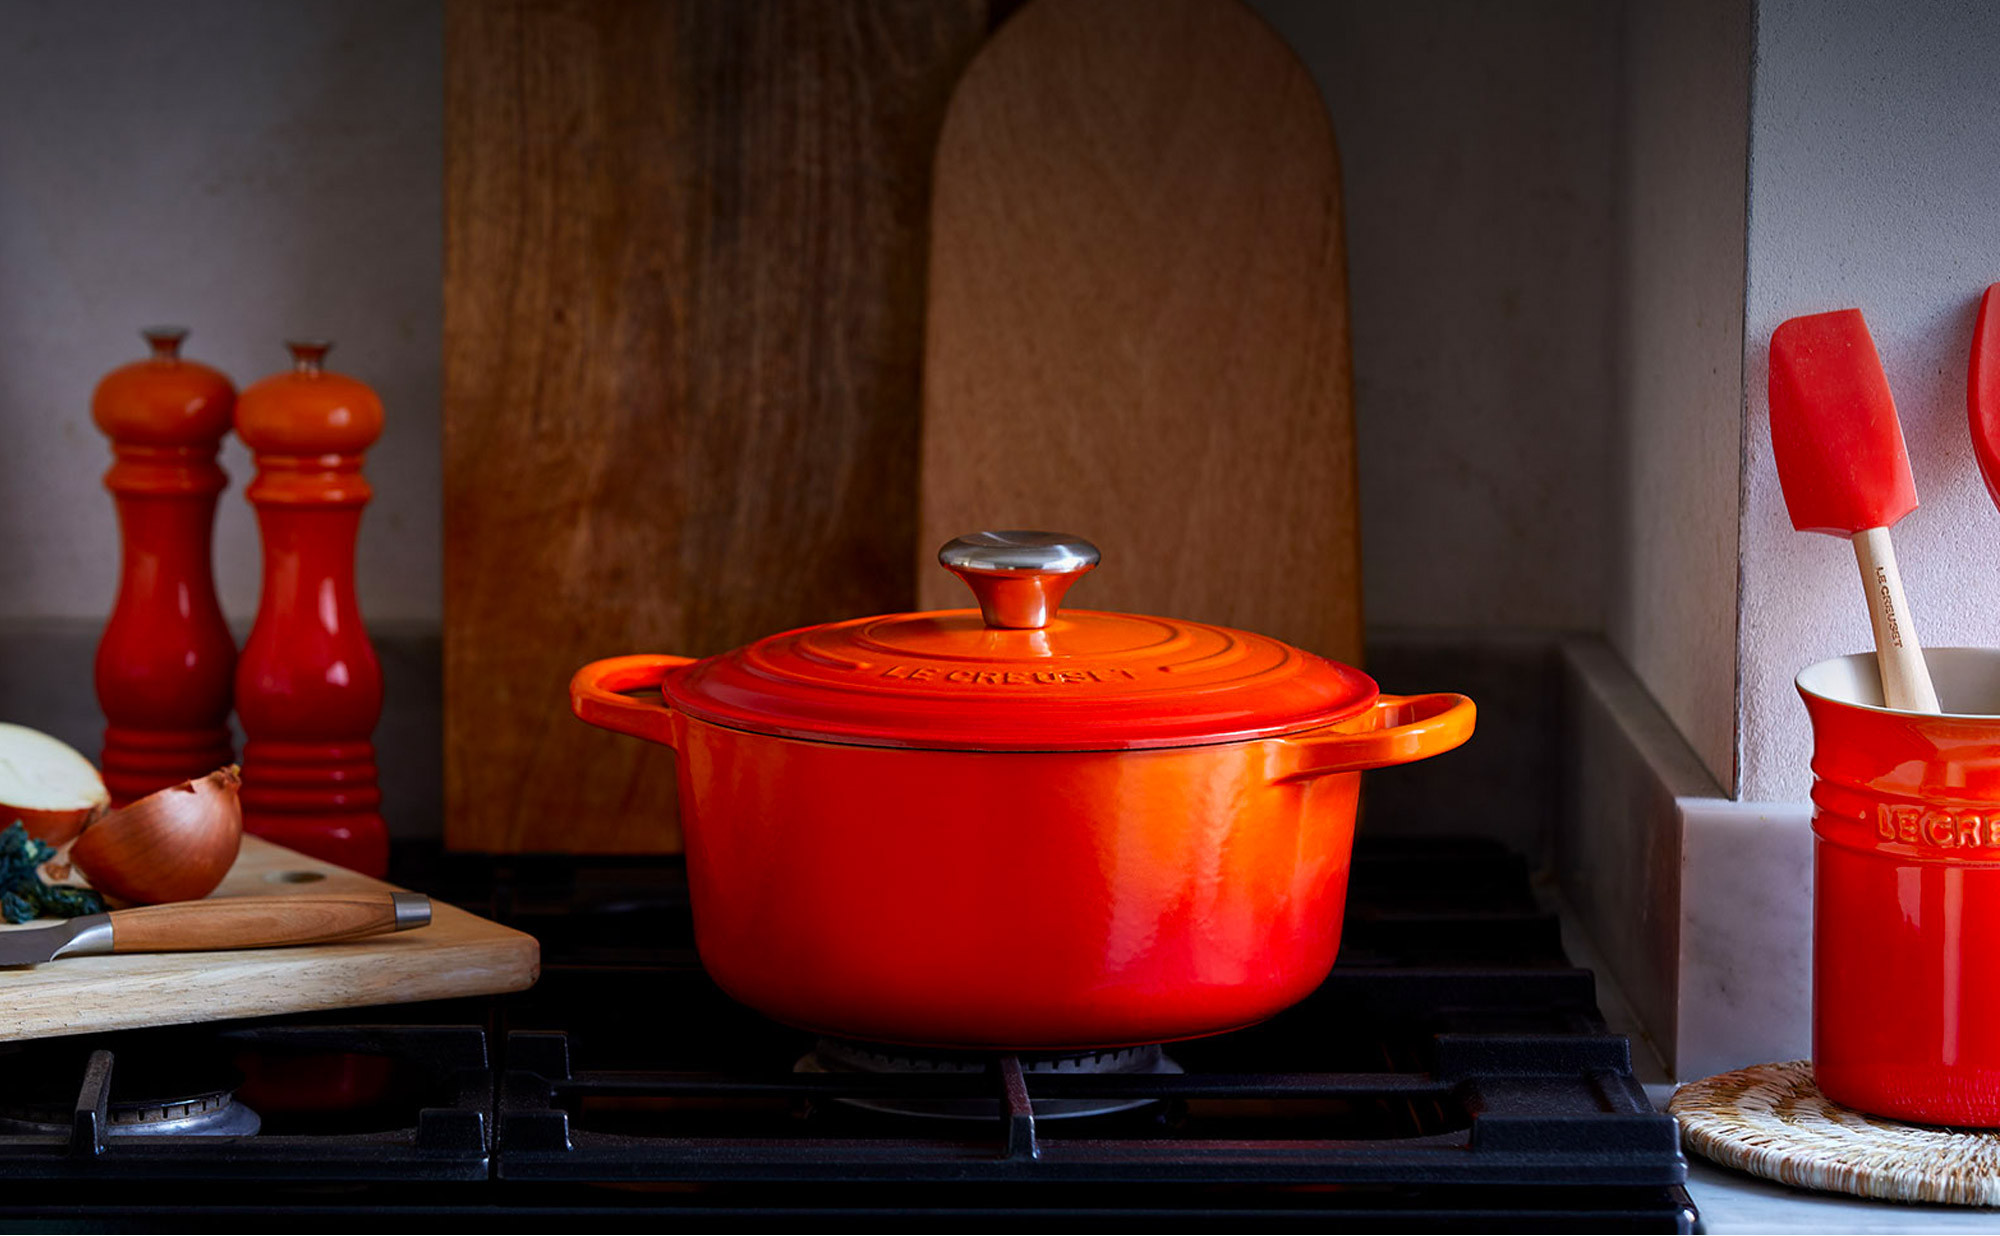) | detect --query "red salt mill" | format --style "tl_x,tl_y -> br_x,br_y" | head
91,328 -> 238,805
234,340 -> 388,875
